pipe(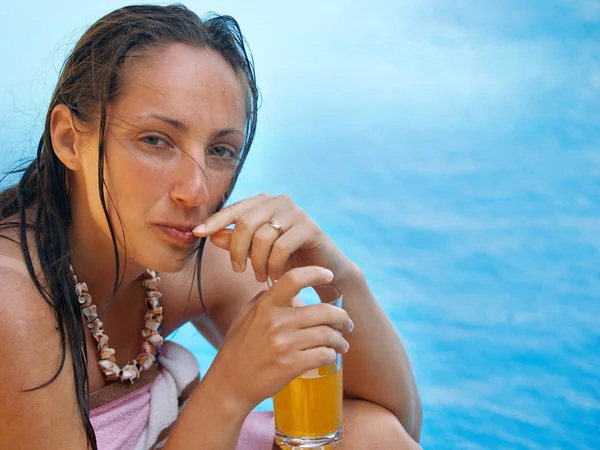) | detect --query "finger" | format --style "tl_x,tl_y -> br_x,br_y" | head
293,325 -> 350,354
210,230 -> 279,283
295,303 -> 354,334
193,194 -> 272,236
295,346 -> 338,374
210,229 -> 273,282
209,228 -> 233,251
264,266 -> 333,307
267,223 -> 318,281
226,199 -> 292,273
249,218 -> 291,283
210,228 -> 263,275
211,231 -> 264,279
